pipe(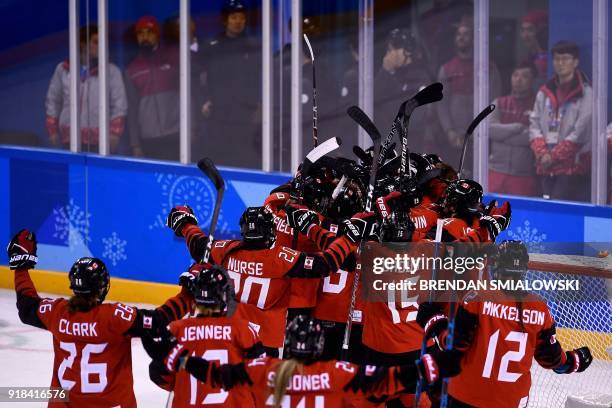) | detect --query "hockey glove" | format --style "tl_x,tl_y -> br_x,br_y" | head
7,229 -> 38,270
375,191 -> 401,220
416,303 -> 448,340
341,212 -> 379,243
480,201 -> 511,240
165,343 -> 189,373
184,356 -> 211,383
166,205 -> 198,237
285,204 -> 320,234
554,347 -> 593,374
416,350 -> 462,385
